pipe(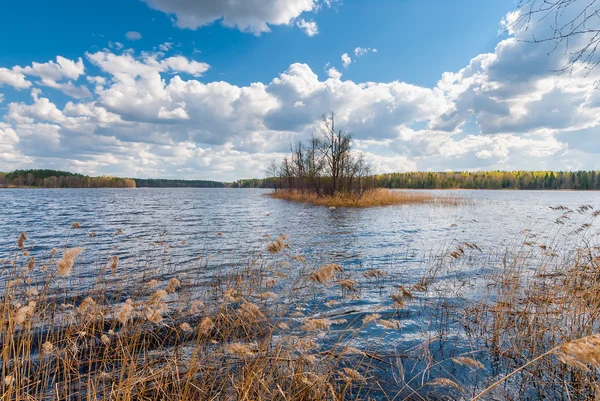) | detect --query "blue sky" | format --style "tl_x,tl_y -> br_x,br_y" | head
0,0 -> 599,180
1,0 -> 513,87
